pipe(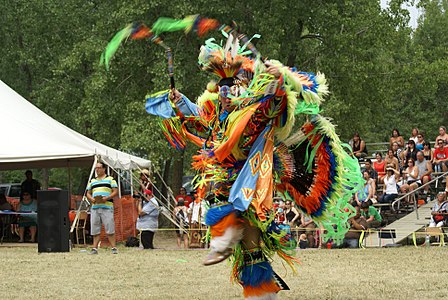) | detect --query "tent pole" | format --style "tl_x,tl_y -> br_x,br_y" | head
117,170 -> 122,198
130,170 -> 134,196
70,156 -> 97,233
67,160 -> 72,209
